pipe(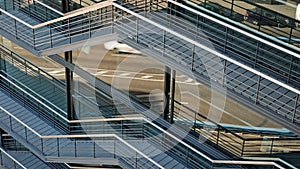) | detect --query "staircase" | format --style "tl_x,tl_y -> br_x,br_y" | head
0,63 -> 292,168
